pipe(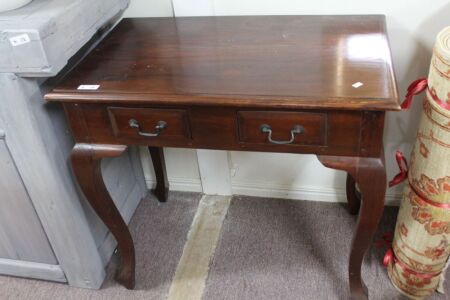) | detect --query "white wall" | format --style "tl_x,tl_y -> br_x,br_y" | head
124,0 -> 450,204
123,0 -> 173,18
